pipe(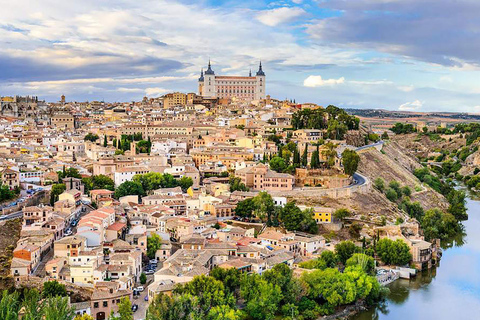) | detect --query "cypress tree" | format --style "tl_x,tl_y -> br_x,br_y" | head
301,144 -> 308,167
104,135 -> 107,147
293,146 -> 300,167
